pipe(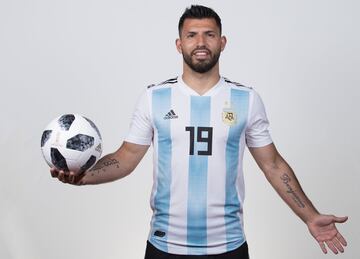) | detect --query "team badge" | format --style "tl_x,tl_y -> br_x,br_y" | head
222,108 -> 237,126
